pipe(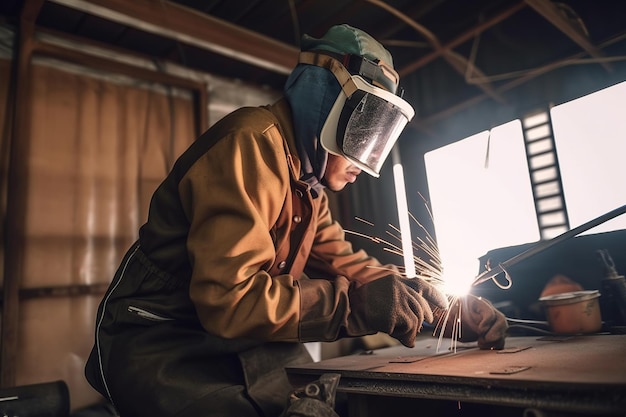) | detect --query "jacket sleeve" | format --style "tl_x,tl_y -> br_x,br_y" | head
181,122 -> 302,341
295,192 -> 423,342
306,191 -> 399,286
